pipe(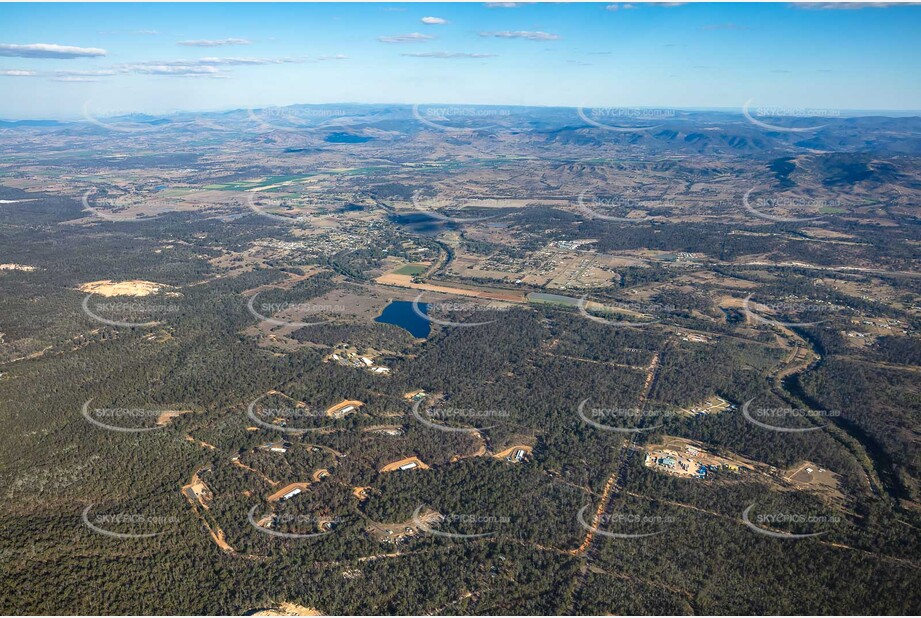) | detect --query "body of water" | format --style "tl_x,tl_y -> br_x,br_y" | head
375,300 -> 430,338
